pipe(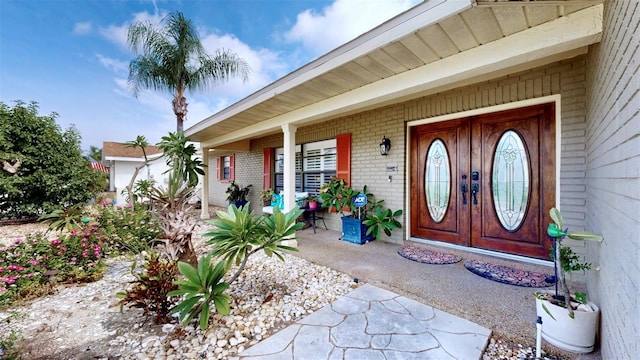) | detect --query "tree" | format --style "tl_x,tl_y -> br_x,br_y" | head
123,135 -> 153,207
88,145 -> 102,162
127,11 -> 250,132
0,101 -> 103,219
